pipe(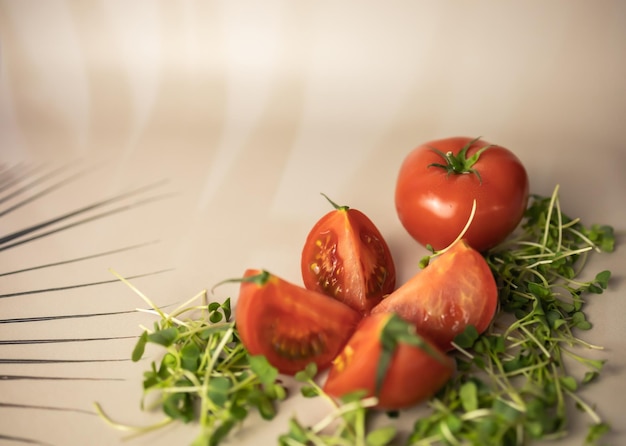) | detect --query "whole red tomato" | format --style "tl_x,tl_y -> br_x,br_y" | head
395,136 -> 529,252
301,194 -> 396,315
